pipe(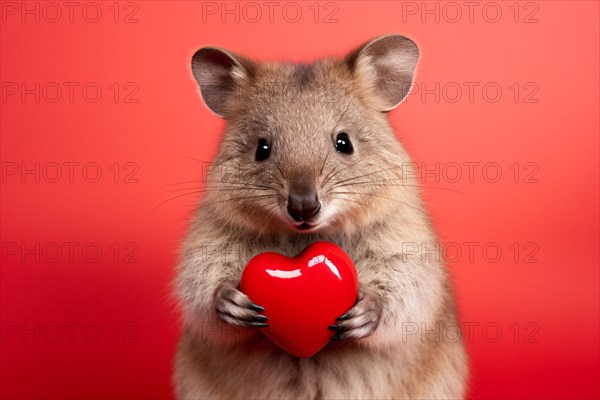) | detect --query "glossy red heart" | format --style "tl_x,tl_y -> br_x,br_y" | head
240,241 -> 358,358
